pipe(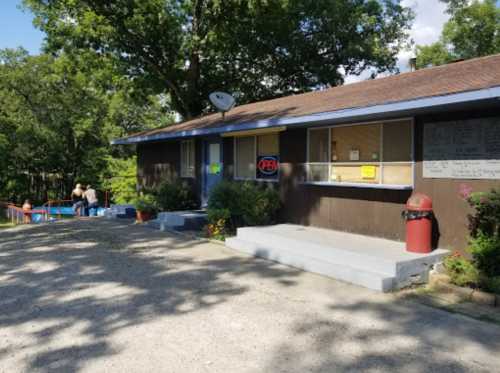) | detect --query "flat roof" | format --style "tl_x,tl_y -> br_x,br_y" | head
113,54 -> 500,145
